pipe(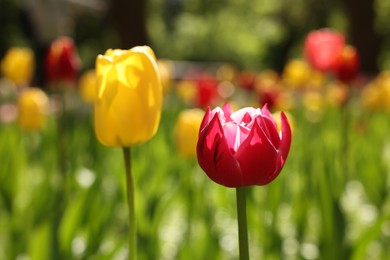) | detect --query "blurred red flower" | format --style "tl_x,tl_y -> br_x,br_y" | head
258,88 -> 280,110
304,29 -> 345,72
333,45 -> 360,83
195,74 -> 219,108
237,71 -> 256,91
45,36 -> 81,85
